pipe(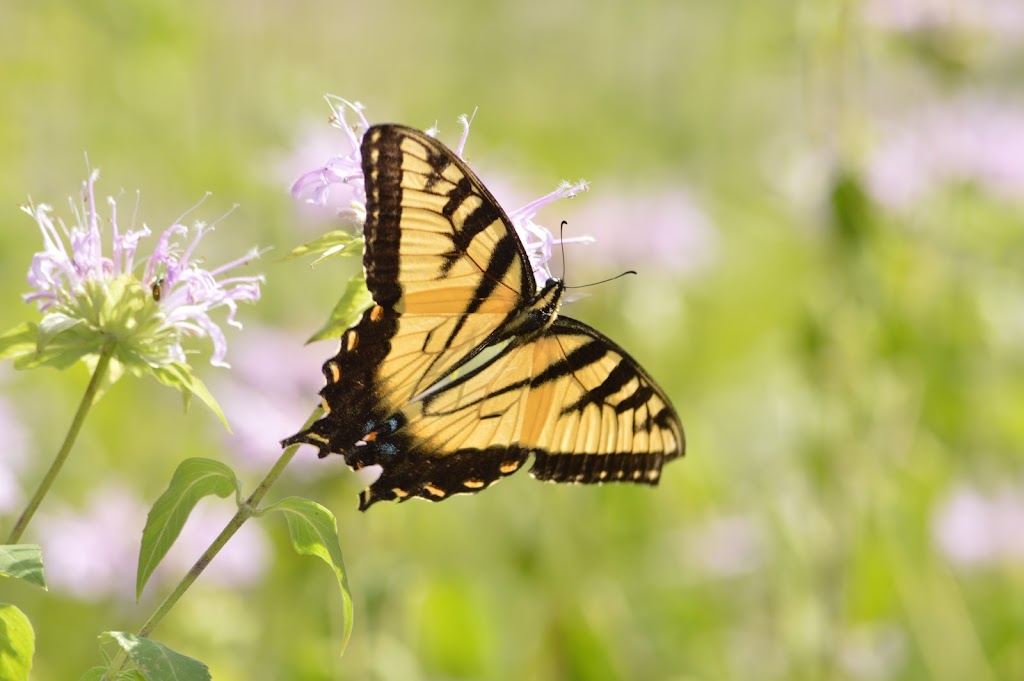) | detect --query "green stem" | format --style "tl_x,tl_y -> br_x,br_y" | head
102,408 -> 320,679
5,343 -> 115,544
140,443 -> 299,637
